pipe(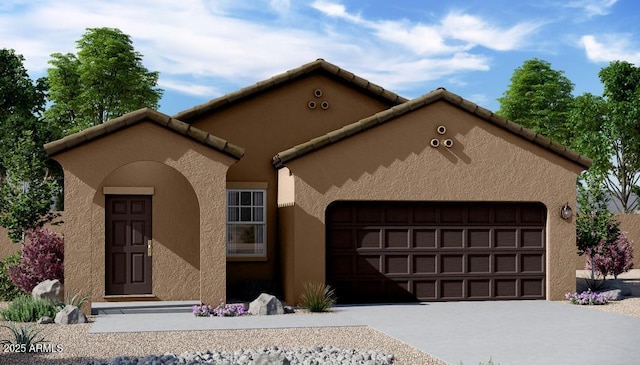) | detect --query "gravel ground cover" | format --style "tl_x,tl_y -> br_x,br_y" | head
0,319 -> 445,365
